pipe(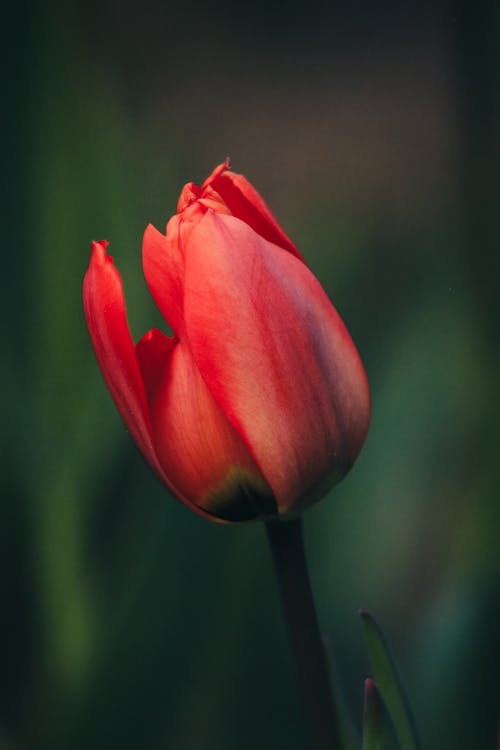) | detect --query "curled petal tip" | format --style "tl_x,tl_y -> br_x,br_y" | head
91,239 -> 109,250
90,239 -> 110,262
